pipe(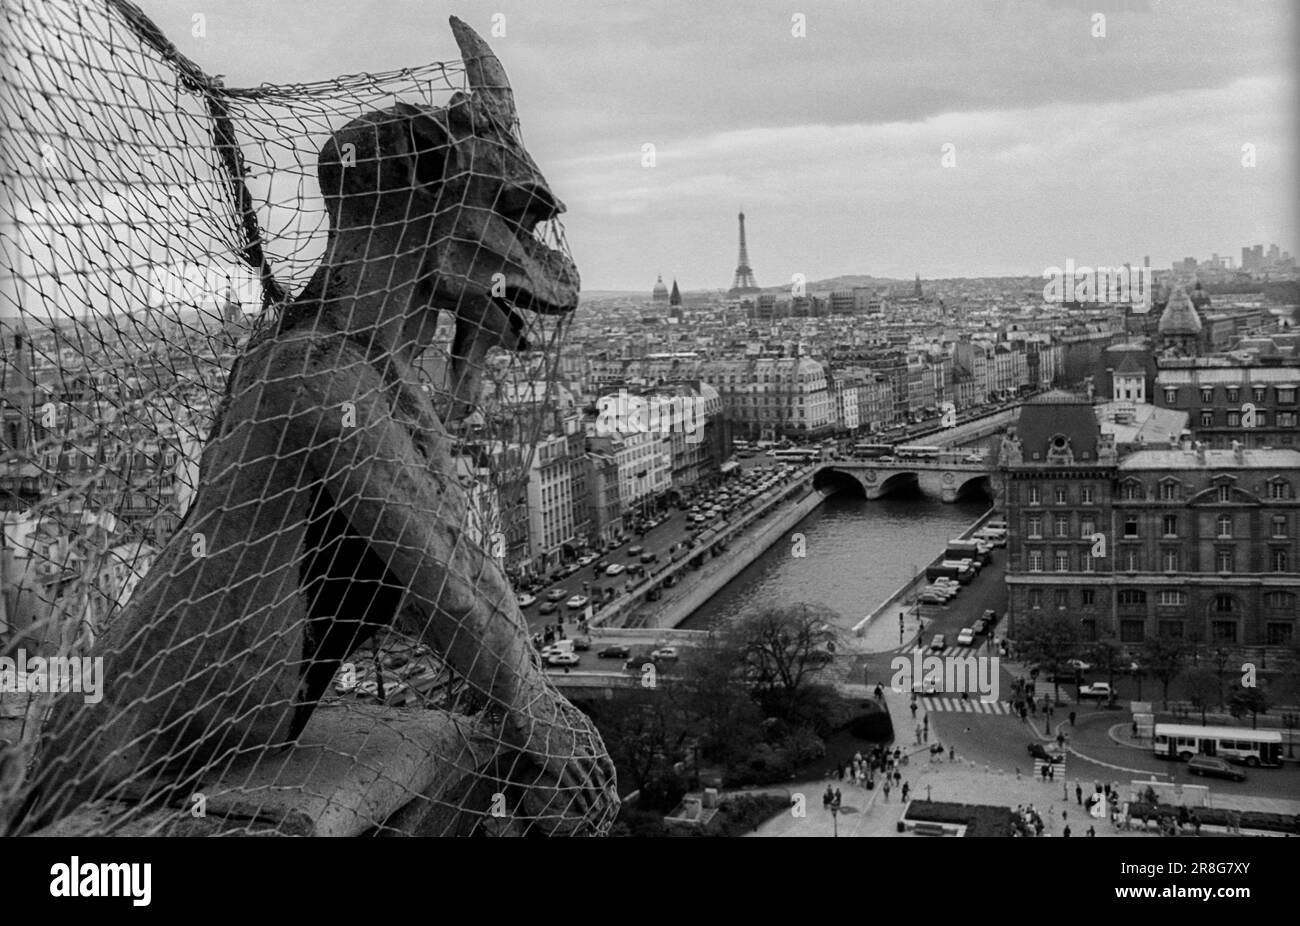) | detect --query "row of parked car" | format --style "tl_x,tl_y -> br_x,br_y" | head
686,465 -> 793,526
